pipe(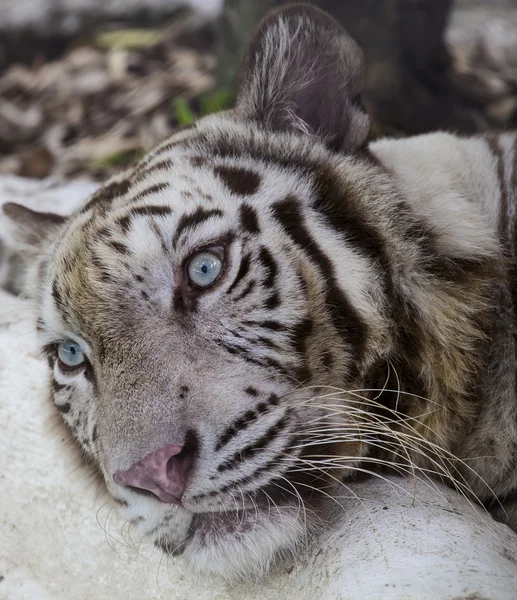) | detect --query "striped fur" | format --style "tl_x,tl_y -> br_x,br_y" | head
1,3 -> 517,580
